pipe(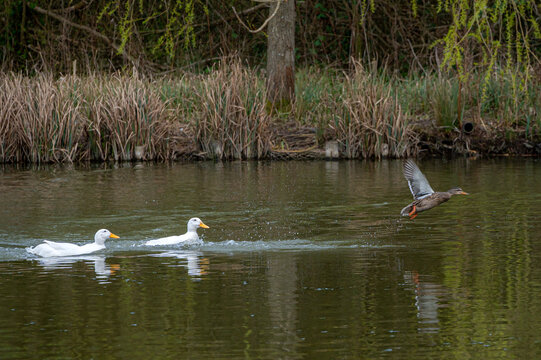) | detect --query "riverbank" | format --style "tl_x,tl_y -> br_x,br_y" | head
1,62 -> 540,163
